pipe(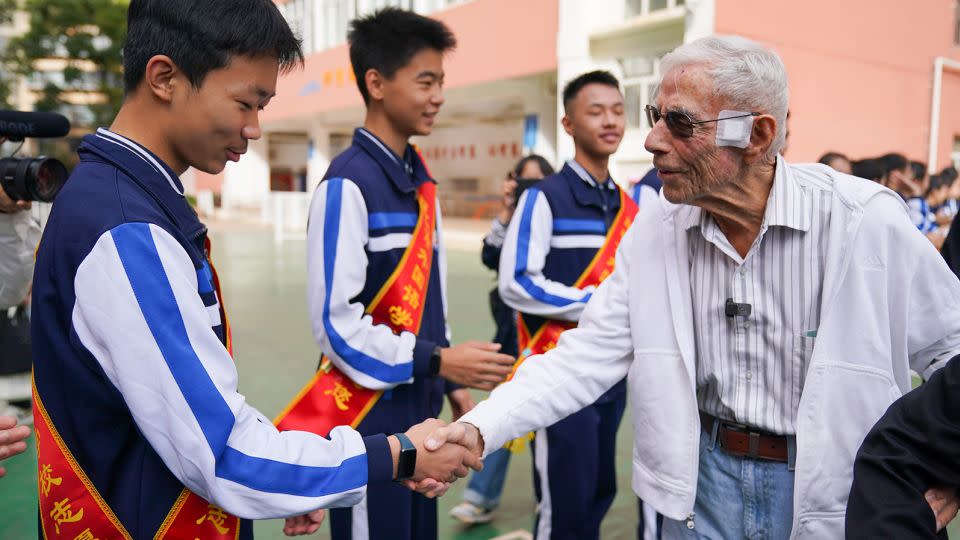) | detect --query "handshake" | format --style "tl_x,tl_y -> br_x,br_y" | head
394,418 -> 486,496
282,419 -> 486,536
